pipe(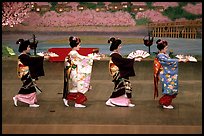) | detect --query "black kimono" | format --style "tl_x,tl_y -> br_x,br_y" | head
17,53 -> 44,95
109,52 -> 135,98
